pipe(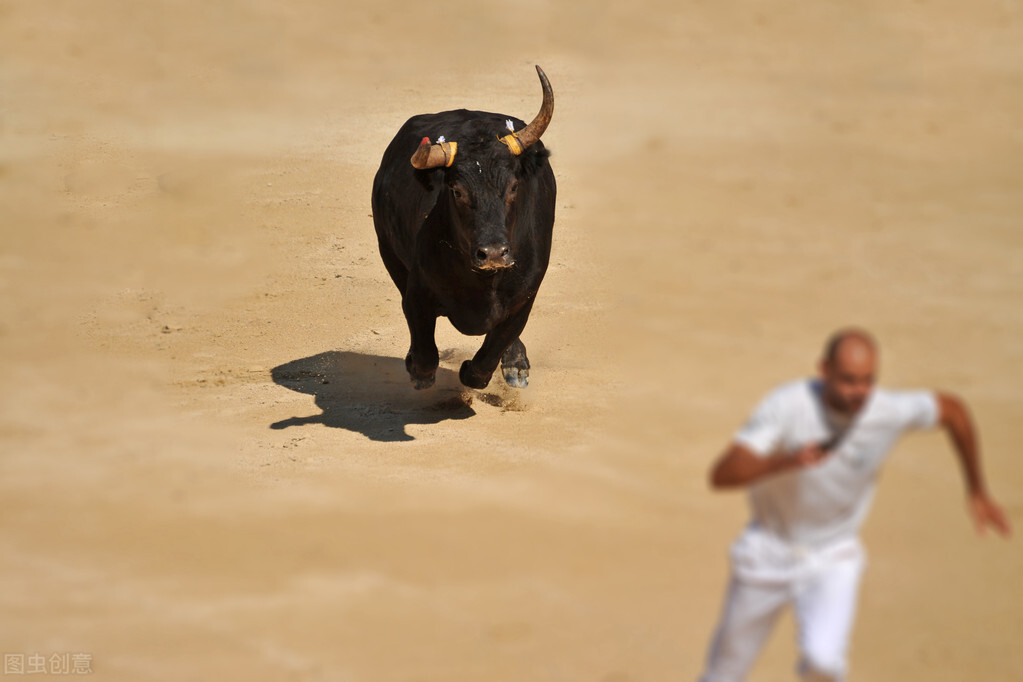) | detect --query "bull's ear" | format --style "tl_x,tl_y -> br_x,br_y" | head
411,138 -> 458,169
